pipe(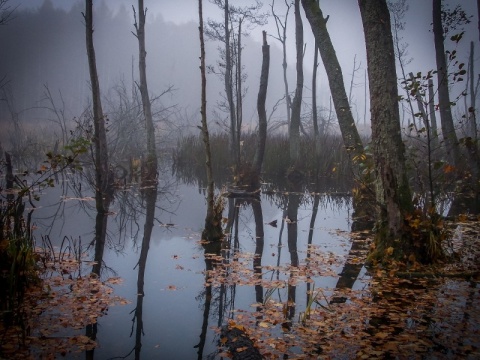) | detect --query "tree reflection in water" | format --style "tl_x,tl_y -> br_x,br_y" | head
26,171 -> 357,358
